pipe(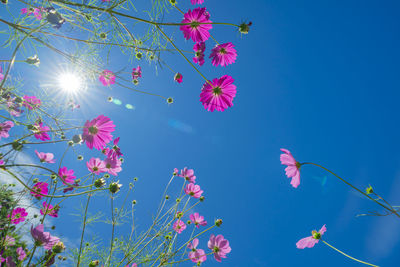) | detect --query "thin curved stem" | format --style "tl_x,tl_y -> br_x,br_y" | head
322,240 -> 379,267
